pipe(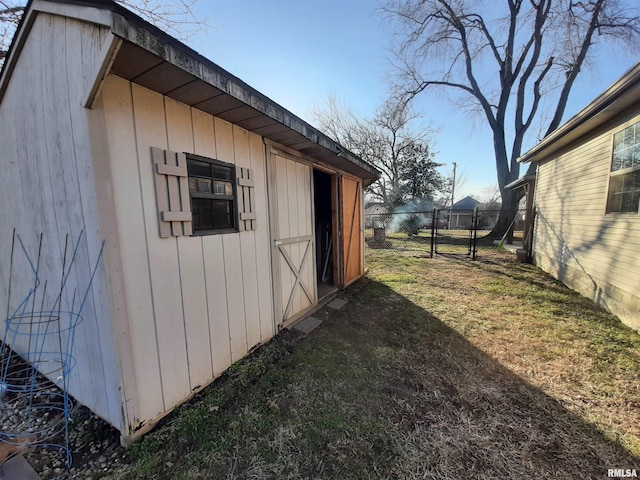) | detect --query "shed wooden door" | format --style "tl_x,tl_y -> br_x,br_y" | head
268,151 -> 317,327
341,175 -> 363,286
